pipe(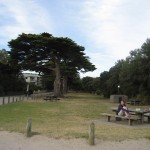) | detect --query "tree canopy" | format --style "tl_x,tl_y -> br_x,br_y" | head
8,33 -> 96,96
